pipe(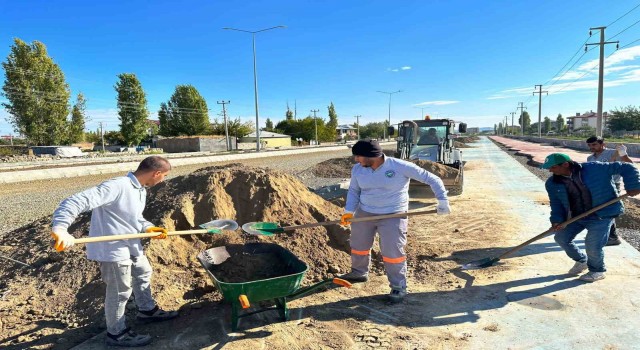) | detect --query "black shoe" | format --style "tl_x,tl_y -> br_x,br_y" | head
136,305 -> 179,323
337,271 -> 369,283
105,328 -> 152,347
605,237 -> 622,246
